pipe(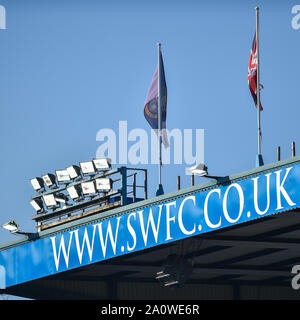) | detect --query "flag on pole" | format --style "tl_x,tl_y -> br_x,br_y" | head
144,51 -> 169,148
248,32 -> 263,110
